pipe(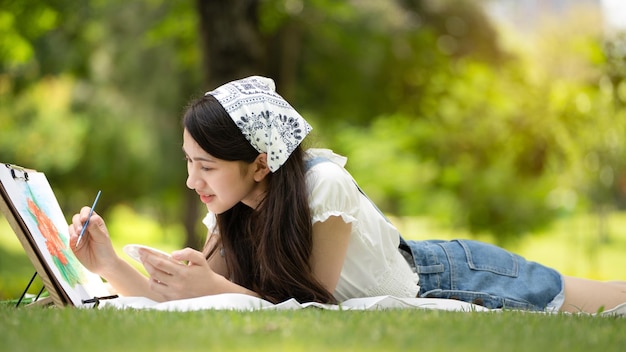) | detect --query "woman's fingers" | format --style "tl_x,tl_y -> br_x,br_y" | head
141,248 -> 212,299
172,248 -> 206,266
140,250 -> 182,284
70,207 -> 99,245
